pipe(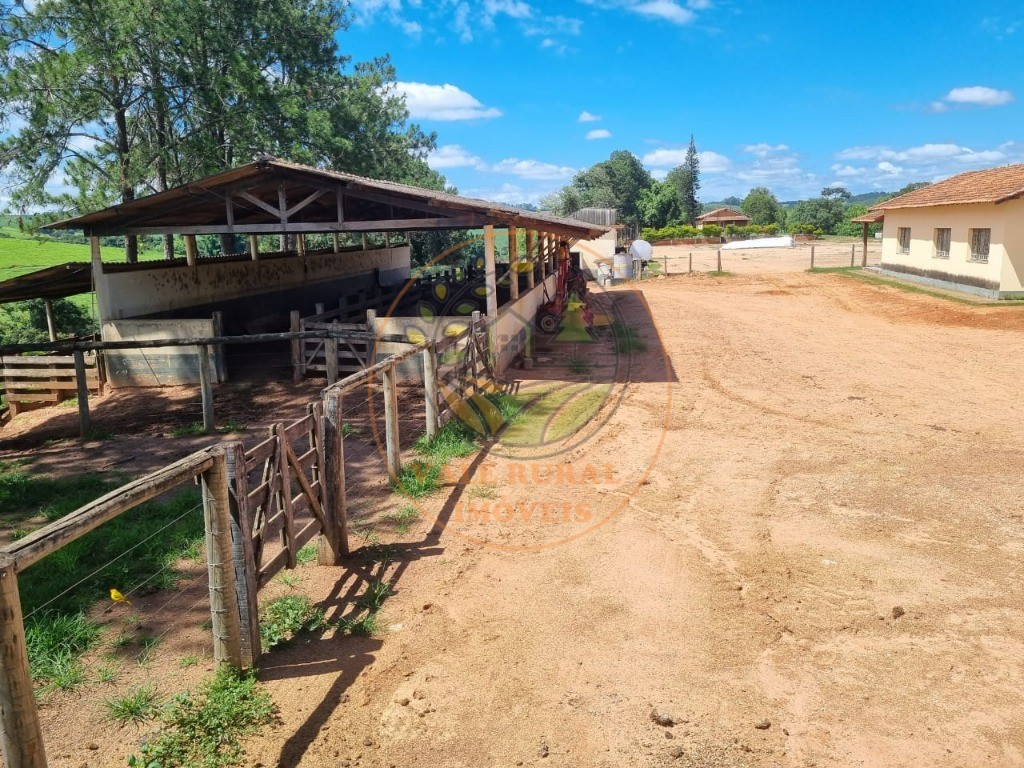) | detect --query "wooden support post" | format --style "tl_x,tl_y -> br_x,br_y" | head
508,225 -> 519,301
332,233 -> 340,253
315,302 -> 325,316
224,442 -> 261,668
219,233 -> 234,258
248,235 -> 259,261
385,231 -> 392,248
198,344 -> 215,433
810,245 -> 815,269
297,234 -> 307,257
325,331 -> 339,385
360,233 -> 368,250
851,243 -> 856,267
382,362 -> 401,479
483,224 -> 498,321
322,389 -> 350,559
43,299 -> 57,342
862,222 -> 869,267
201,451 -> 243,669
211,311 -> 225,384
290,310 -> 302,383
73,350 -> 90,438
184,235 -> 198,267
717,249 -> 722,273
0,556 -> 47,768
526,230 -> 535,289
540,233 -> 548,279
423,342 -> 439,441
